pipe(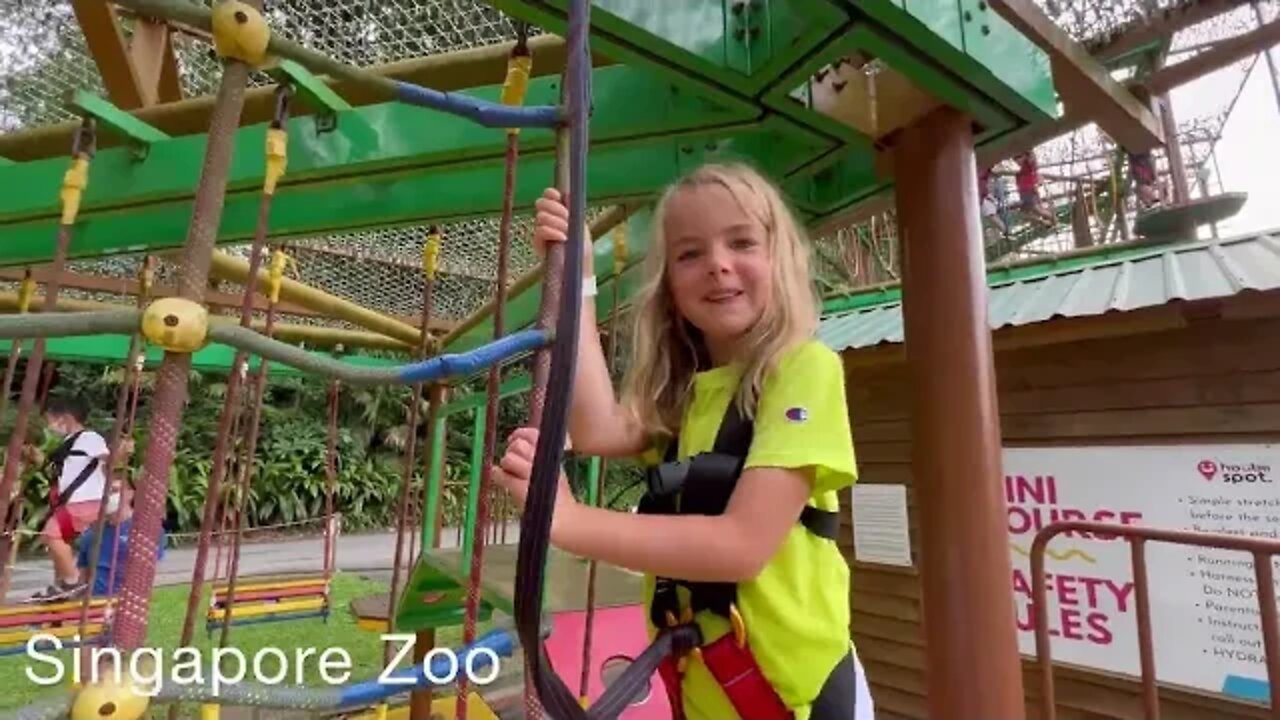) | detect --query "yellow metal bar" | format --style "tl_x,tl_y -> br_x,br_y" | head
0,623 -> 103,645
207,596 -> 325,620
212,576 -> 329,594
208,251 -> 423,347
0,598 -> 108,618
